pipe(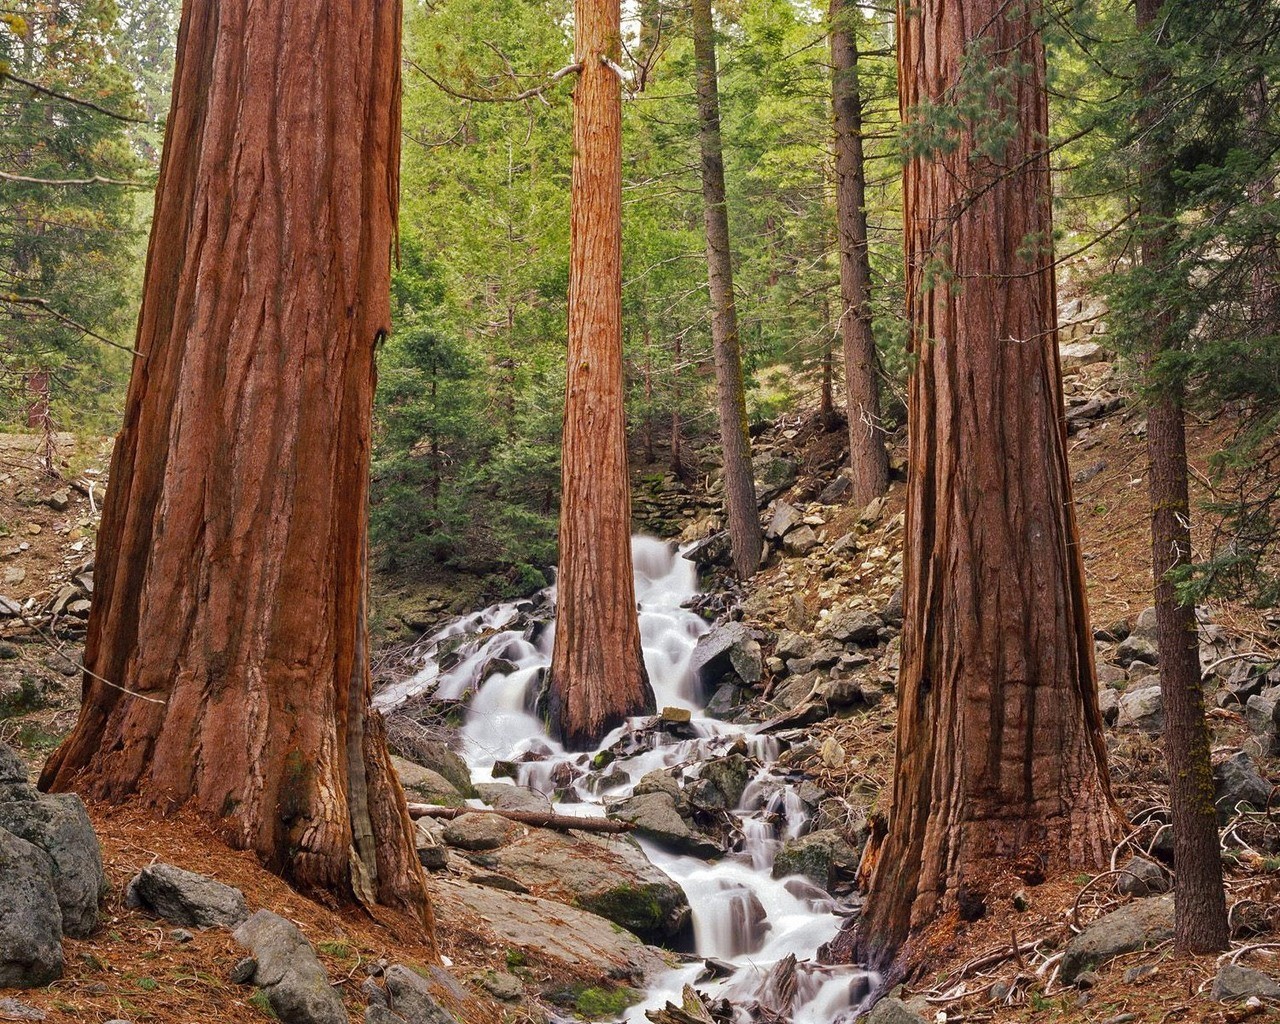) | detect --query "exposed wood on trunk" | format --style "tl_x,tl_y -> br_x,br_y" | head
1136,0 -> 1229,954
847,0 -> 1117,980
830,0 -> 888,504
543,0 -> 654,751
39,0 -> 434,935
645,985 -> 717,1024
407,804 -> 634,834
691,0 -> 763,579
